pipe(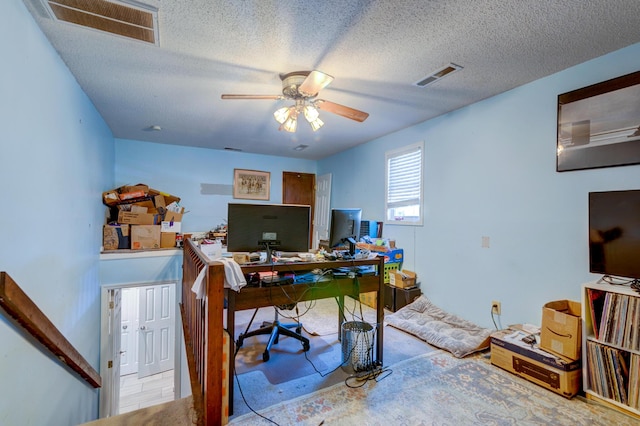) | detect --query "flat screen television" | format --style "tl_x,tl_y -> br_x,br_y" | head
227,203 -> 311,260
329,208 -> 362,255
589,190 -> 640,280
